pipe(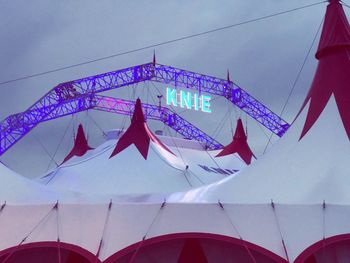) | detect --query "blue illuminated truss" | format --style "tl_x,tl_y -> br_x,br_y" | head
0,62 -> 290,155
94,96 -> 223,149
